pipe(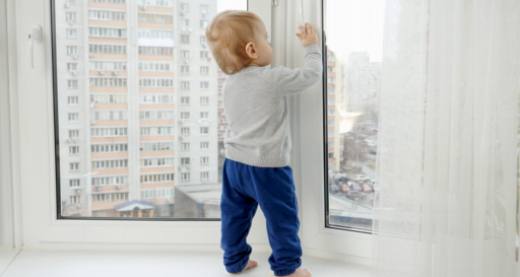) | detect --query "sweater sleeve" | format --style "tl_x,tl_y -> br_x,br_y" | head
269,43 -> 323,96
